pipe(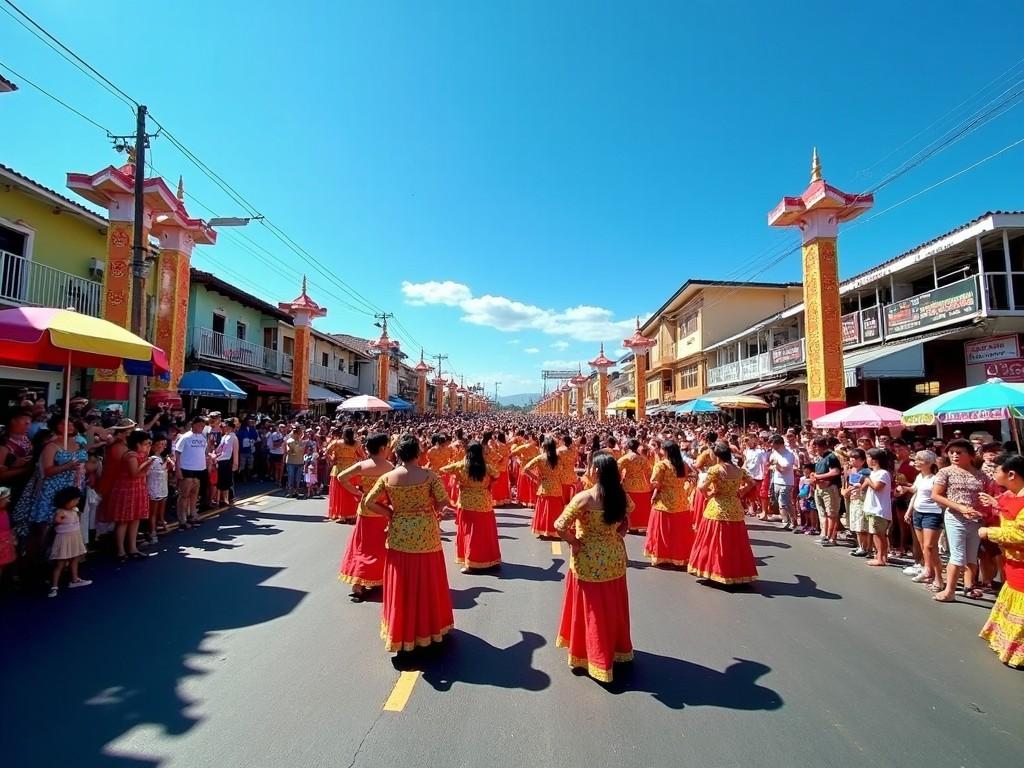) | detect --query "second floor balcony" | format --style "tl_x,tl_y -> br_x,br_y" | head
1,250 -> 102,317
309,362 -> 359,391
192,326 -> 290,375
